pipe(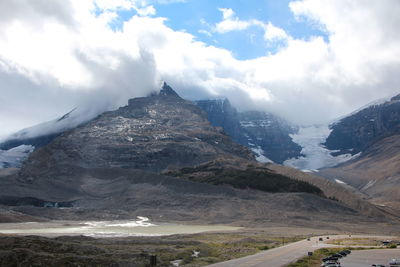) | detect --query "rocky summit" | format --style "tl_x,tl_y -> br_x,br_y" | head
21,83 -> 253,176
